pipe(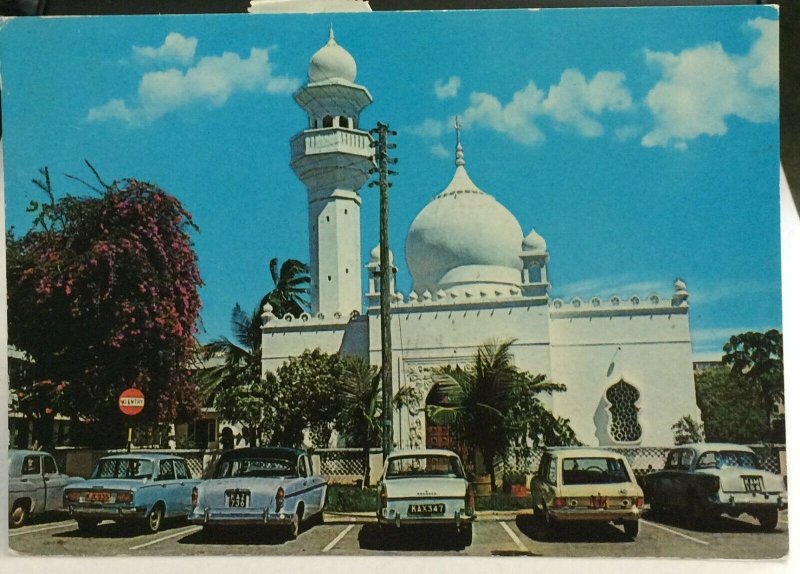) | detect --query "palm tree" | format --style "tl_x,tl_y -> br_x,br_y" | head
337,356 -> 382,487
428,339 -> 568,491
263,258 -> 310,318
